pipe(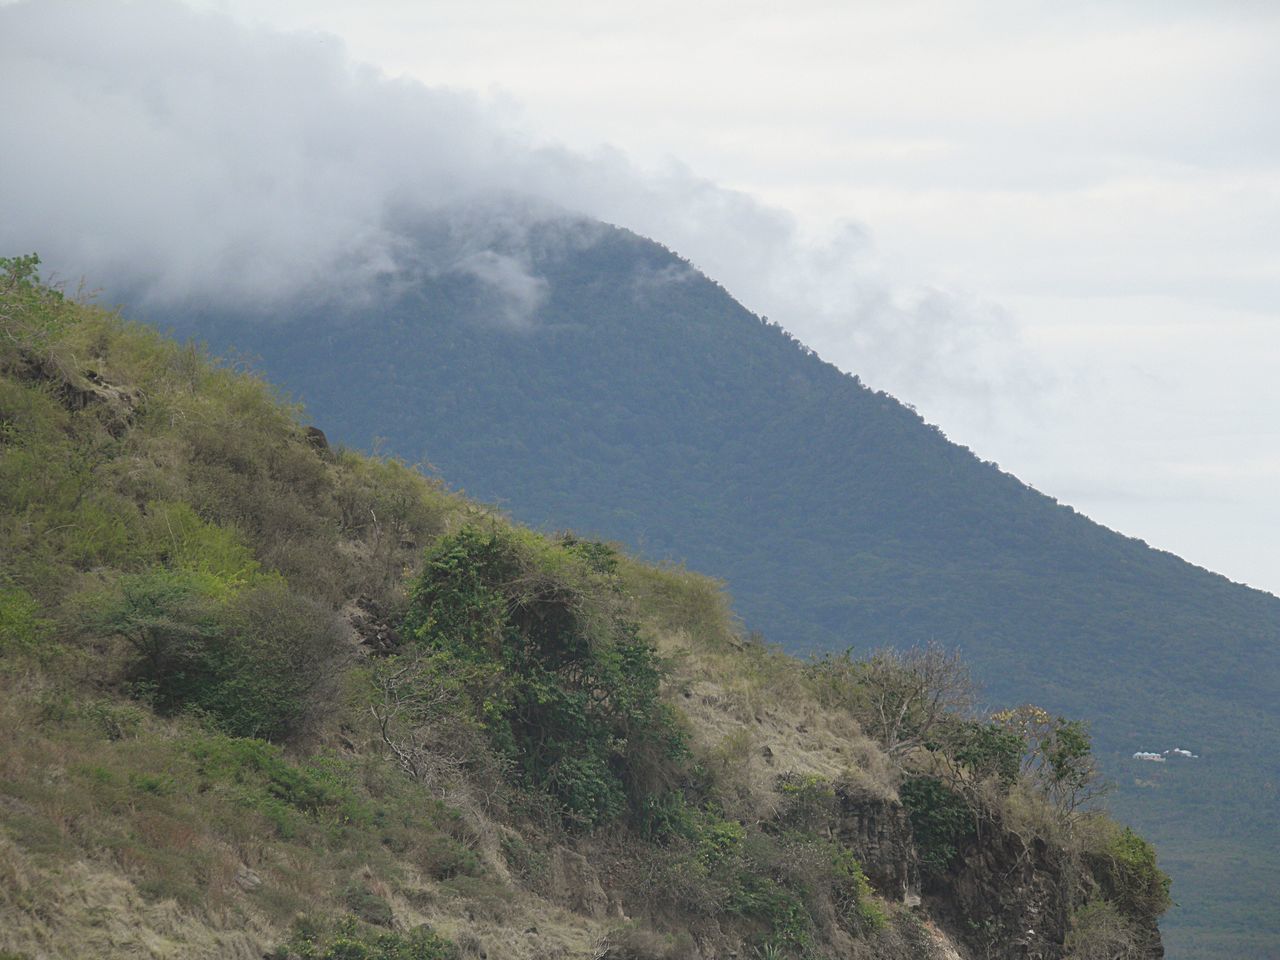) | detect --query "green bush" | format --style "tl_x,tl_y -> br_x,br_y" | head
829,845 -> 885,933
1098,827 -> 1172,919
898,776 -> 972,878
776,773 -> 836,832
343,882 -> 395,927
937,718 -> 1024,785
200,581 -> 347,740
401,525 -> 687,826
277,916 -> 459,960
91,567 -> 224,712
0,254 -> 74,356
92,569 -> 345,741
729,869 -> 812,954
0,584 -> 50,656
187,735 -> 372,838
